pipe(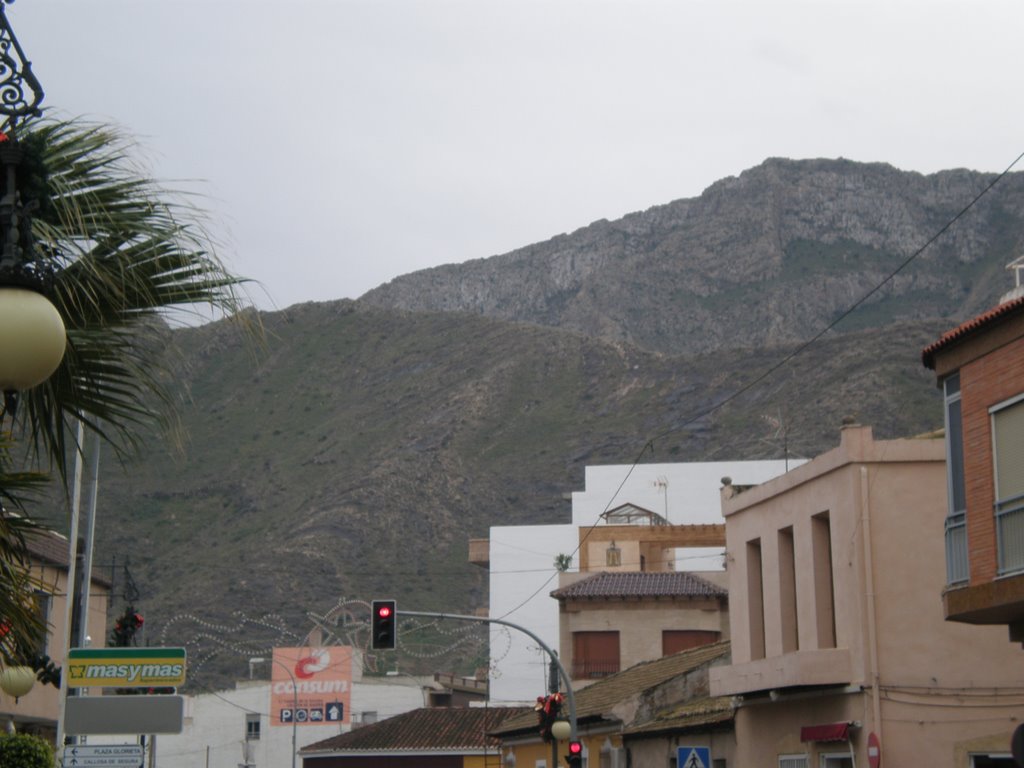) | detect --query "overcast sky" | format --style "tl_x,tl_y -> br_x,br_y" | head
14,1 -> 1024,311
